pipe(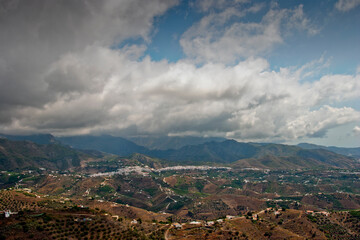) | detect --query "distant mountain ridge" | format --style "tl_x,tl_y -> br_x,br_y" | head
0,133 -> 58,145
298,143 -> 360,158
126,136 -> 226,150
